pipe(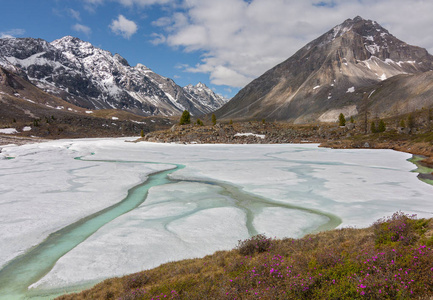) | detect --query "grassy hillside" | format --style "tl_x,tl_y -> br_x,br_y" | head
58,212 -> 433,299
